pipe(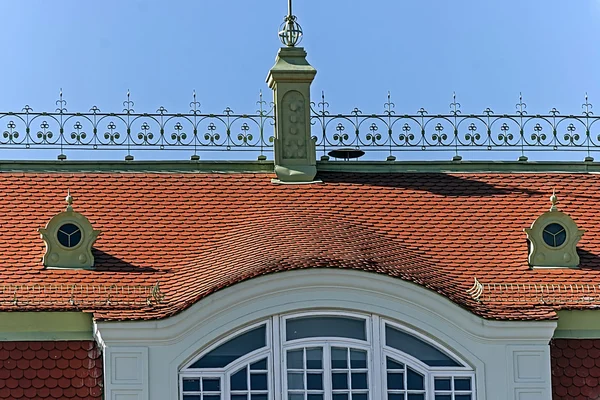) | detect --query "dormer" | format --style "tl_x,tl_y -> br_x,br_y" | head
524,191 -> 583,268
39,191 -> 101,269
